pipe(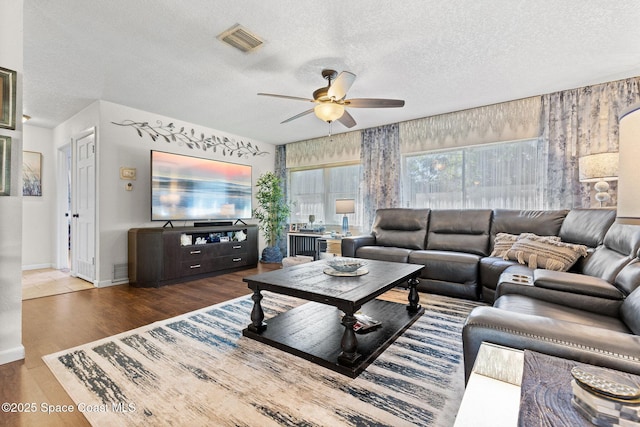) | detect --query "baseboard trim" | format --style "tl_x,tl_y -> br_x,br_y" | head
95,279 -> 127,288
0,345 -> 25,365
22,263 -> 55,271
